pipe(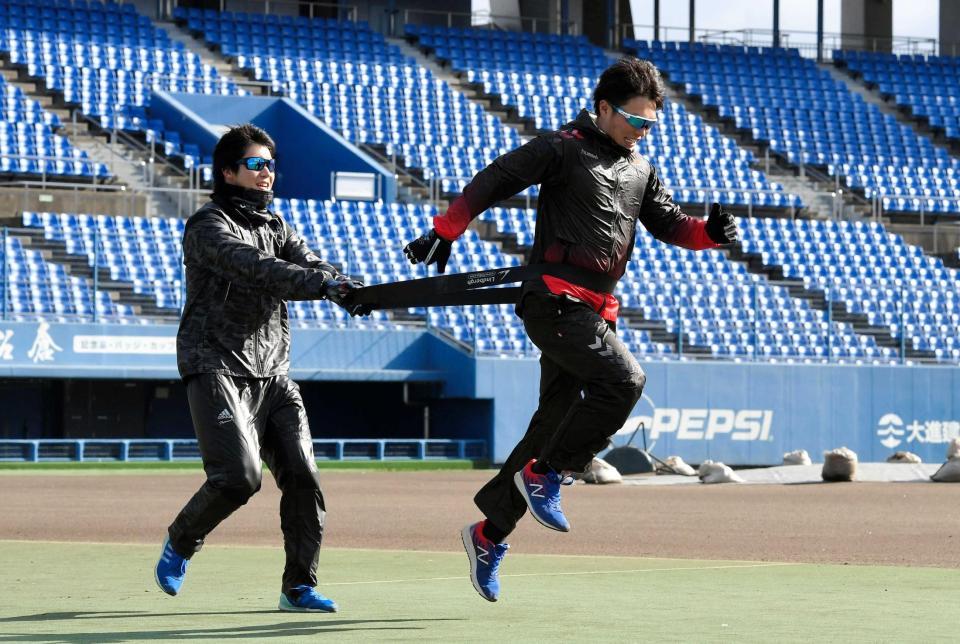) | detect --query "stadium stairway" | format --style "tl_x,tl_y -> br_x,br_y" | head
153,17 -> 256,95
162,18 -> 525,207
818,59 -> 960,263
403,32 -> 830,218
830,53 -> 960,158
655,80 -> 841,219
0,58 -> 197,218
9,224 -> 178,321
641,65 -> 870,220
391,34 -> 541,138
165,13 -> 411,205
725,242 -> 925,360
